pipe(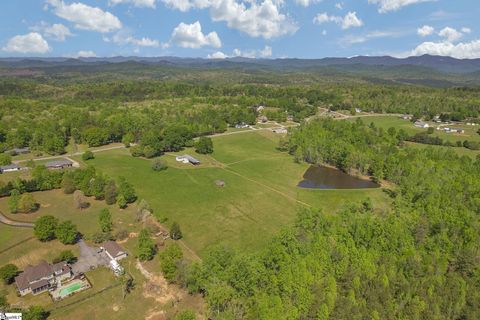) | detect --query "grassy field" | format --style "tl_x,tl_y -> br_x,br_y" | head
0,189 -> 140,238
351,115 -> 480,144
75,130 -> 390,256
